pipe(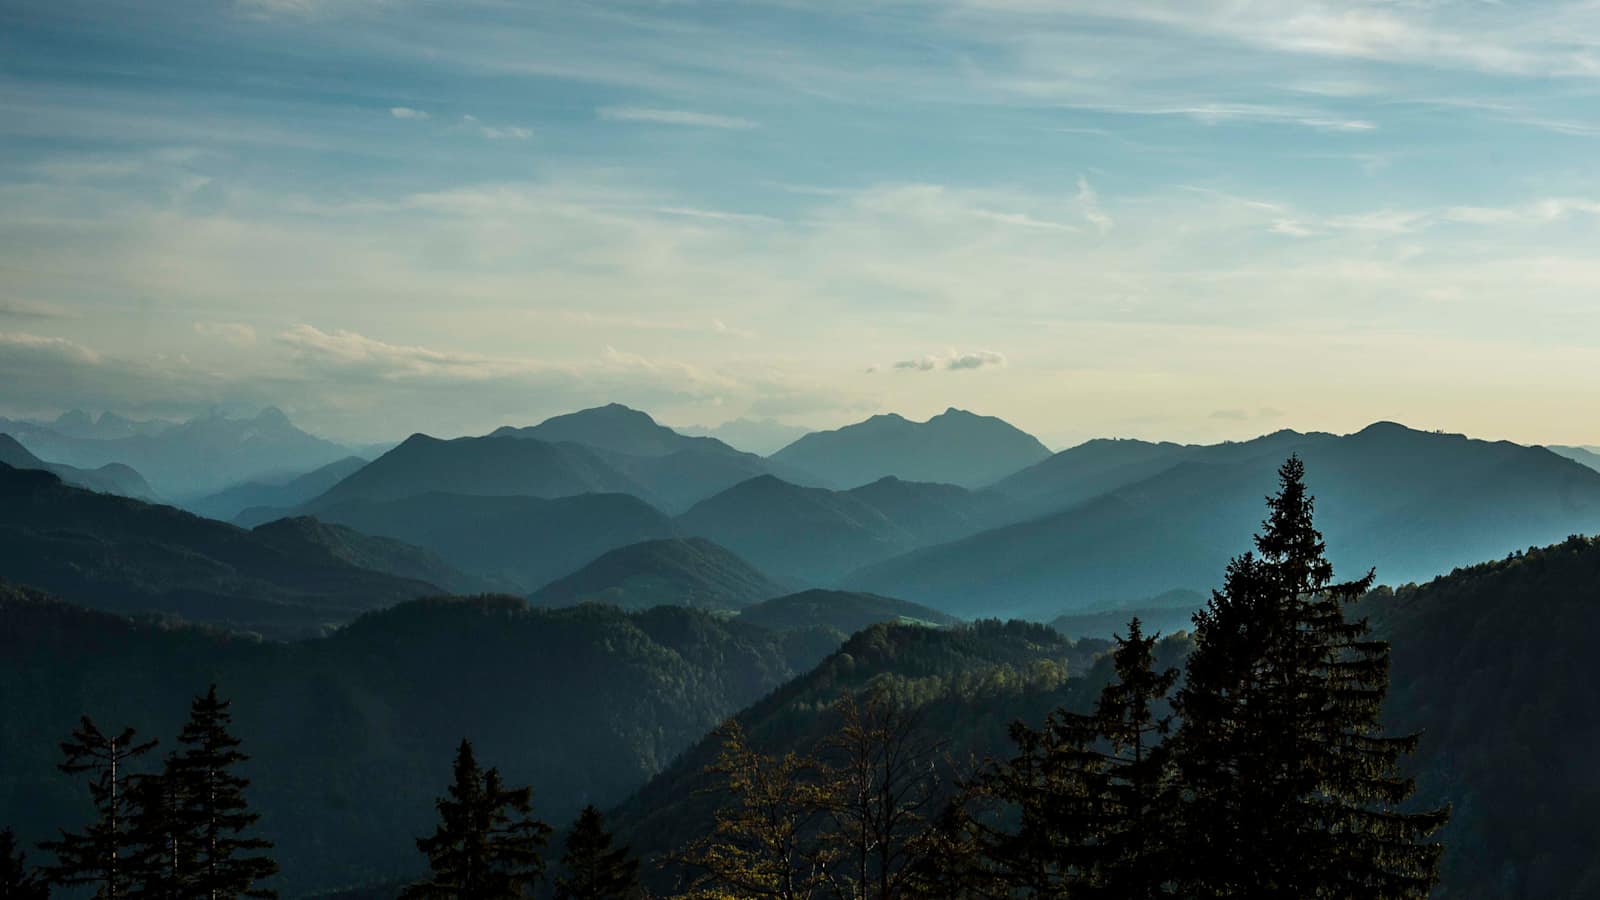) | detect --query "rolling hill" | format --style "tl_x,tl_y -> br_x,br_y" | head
736,588 -> 960,634
250,516 -> 488,595
529,537 -> 786,611
0,433 -> 153,499
769,408 -> 1051,489
848,423 -> 1600,618
303,491 -> 681,591
0,463 -> 445,635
